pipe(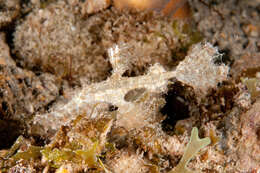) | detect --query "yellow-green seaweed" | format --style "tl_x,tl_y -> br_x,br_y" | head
241,77 -> 260,100
12,146 -> 42,161
41,142 -> 99,168
169,127 -> 211,173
